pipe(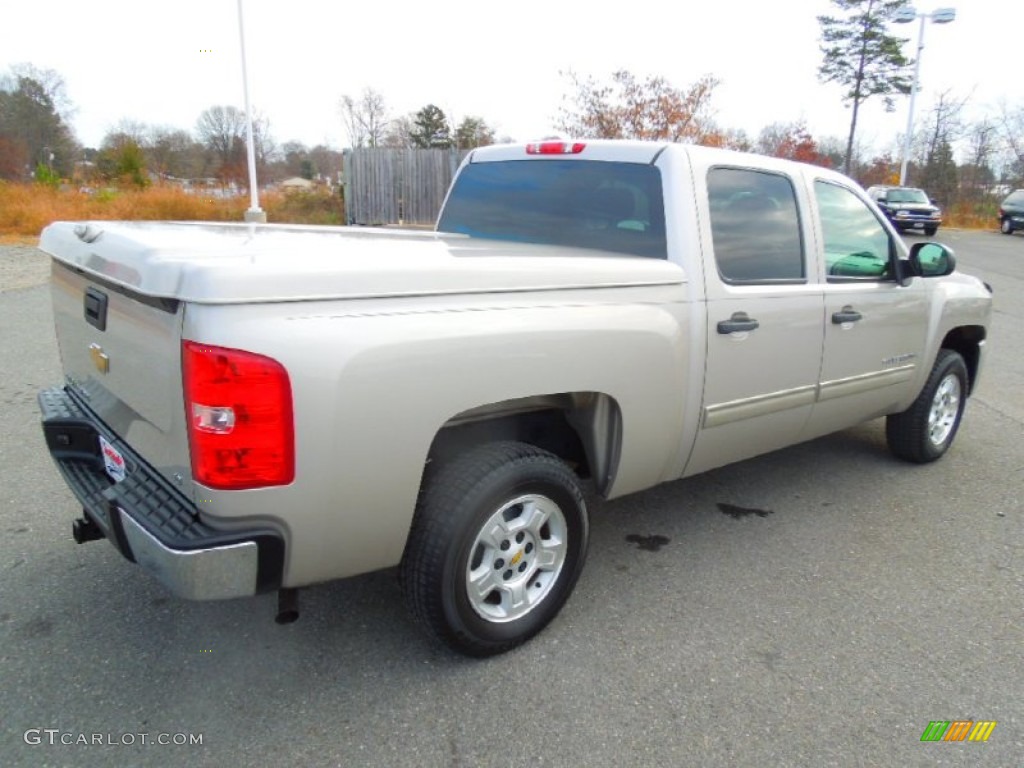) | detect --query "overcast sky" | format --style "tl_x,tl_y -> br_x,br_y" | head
2,0 -> 1018,158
